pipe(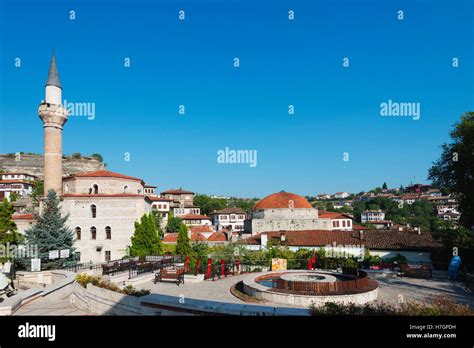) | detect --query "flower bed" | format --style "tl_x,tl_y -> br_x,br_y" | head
76,274 -> 150,297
